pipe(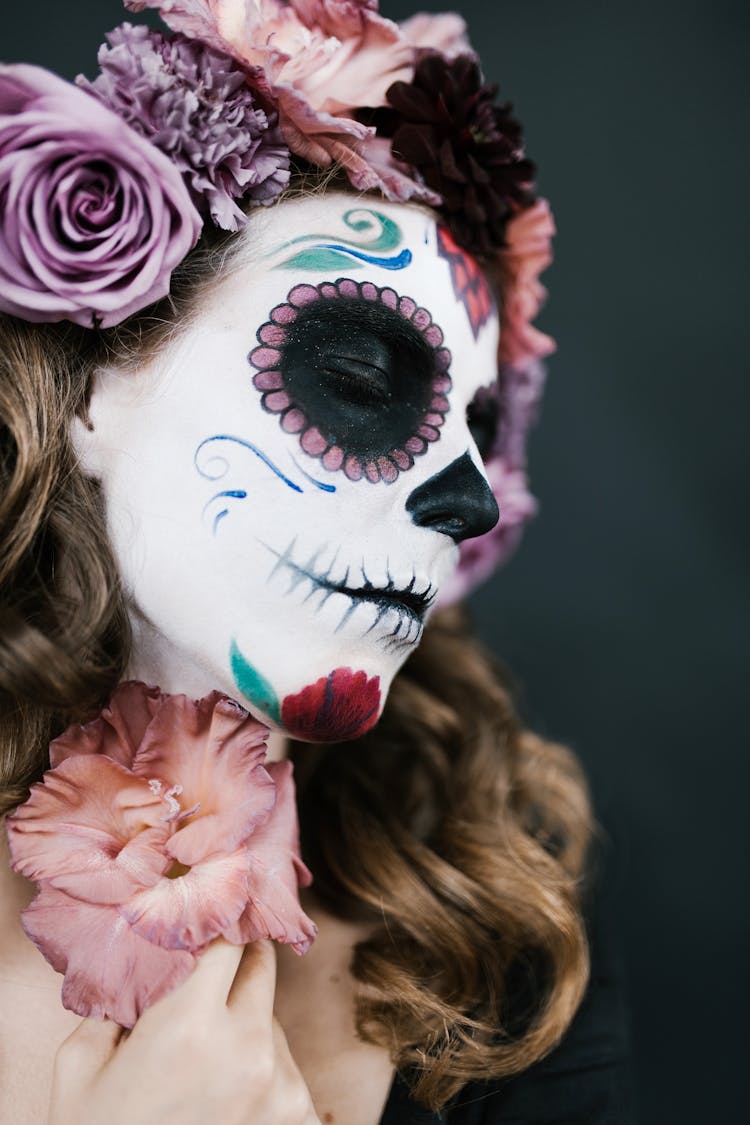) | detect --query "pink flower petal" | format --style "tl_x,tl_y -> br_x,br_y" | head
497,199 -> 557,367
347,132 -> 442,204
6,755 -> 170,903
21,884 -> 197,1028
131,692 -> 275,866
281,0 -> 415,116
125,2 -> 242,54
224,761 -> 316,955
400,11 -> 473,59
49,681 -> 163,769
120,847 -> 251,950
